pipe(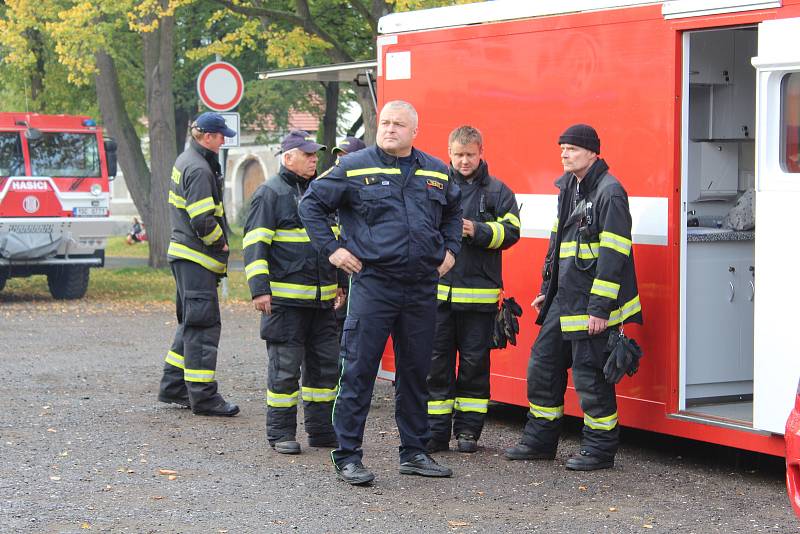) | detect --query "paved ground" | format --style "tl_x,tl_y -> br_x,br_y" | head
0,298 -> 797,533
